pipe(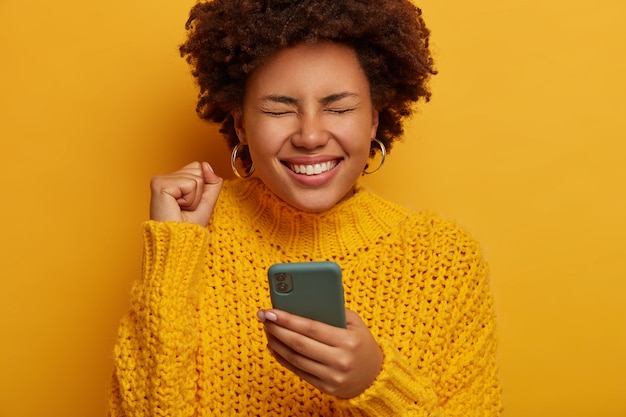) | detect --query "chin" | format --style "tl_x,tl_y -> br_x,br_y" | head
290,199 -> 337,213
264,175 -> 356,212
283,189 -> 354,213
